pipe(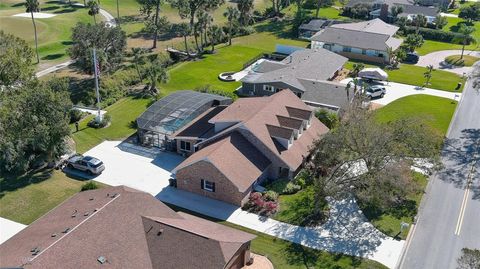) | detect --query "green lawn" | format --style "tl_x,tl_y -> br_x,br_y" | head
161,27 -> 308,94
167,204 -> 387,269
0,0 -> 98,65
445,54 -> 480,66
417,17 -> 479,55
273,187 -> 324,226
375,94 -> 457,136
345,61 -> 465,92
0,170 -> 92,224
361,172 -> 428,240
72,97 -> 152,153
